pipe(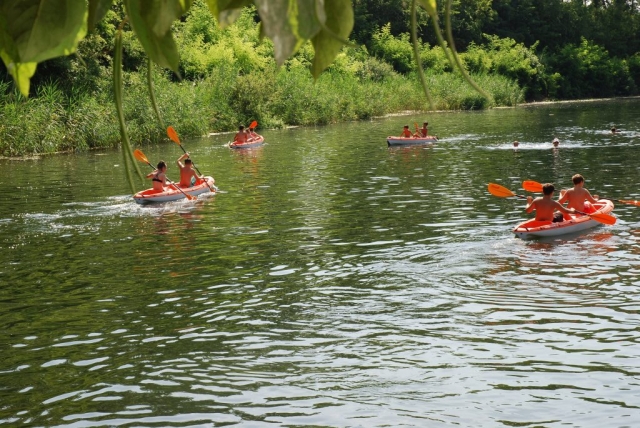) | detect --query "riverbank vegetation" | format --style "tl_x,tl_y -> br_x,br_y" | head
1,0 -> 639,156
